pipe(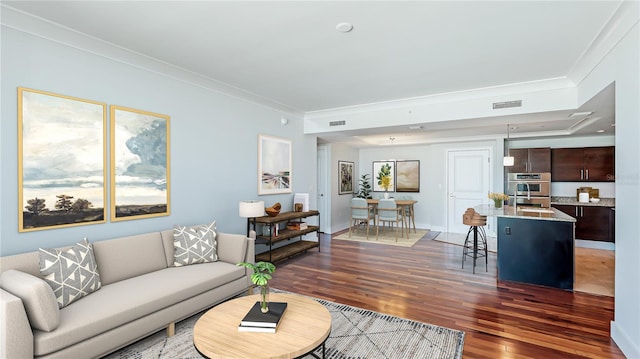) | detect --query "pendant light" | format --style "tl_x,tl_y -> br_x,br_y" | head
503,124 -> 514,166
